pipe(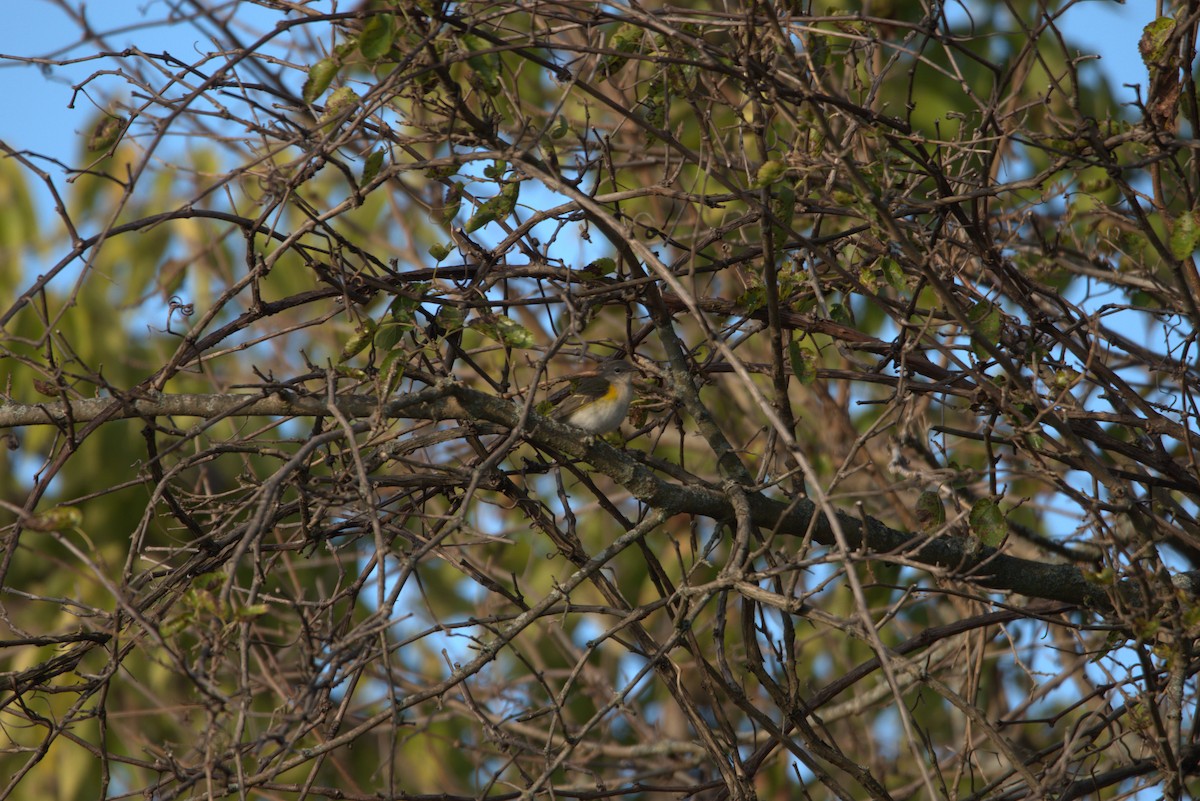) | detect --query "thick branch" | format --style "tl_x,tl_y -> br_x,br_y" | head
1,386 -> 1120,610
